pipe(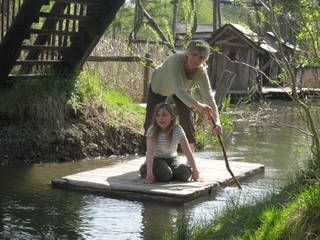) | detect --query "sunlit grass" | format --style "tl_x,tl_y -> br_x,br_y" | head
162,162 -> 320,240
0,69 -> 145,129
235,181 -> 320,240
